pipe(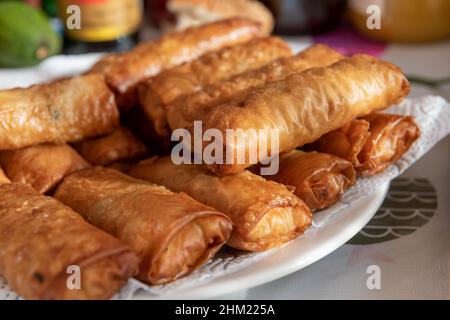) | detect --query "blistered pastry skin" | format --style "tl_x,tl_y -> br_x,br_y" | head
129,157 -> 312,252
0,73 -> 119,150
0,183 -> 139,300
54,168 -> 232,284
138,36 -> 292,137
90,18 -> 264,109
262,150 -> 356,211
167,44 -> 344,131
356,113 -> 420,176
305,118 -> 371,166
0,143 -> 91,194
195,54 -> 409,175
74,127 -> 149,166
307,113 -> 420,176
